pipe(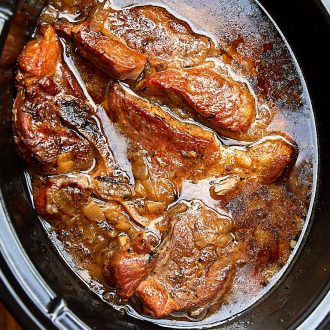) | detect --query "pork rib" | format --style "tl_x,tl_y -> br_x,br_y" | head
106,83 -> 297,189
136,200 -> 243,318
137,67 -> 256,133
56,22 -> 147,81
90,4 -> 215,70
33,175 -> 158,285
14,25 -> 131,198
14,25 -> 95,174
13,88 -> 96,175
